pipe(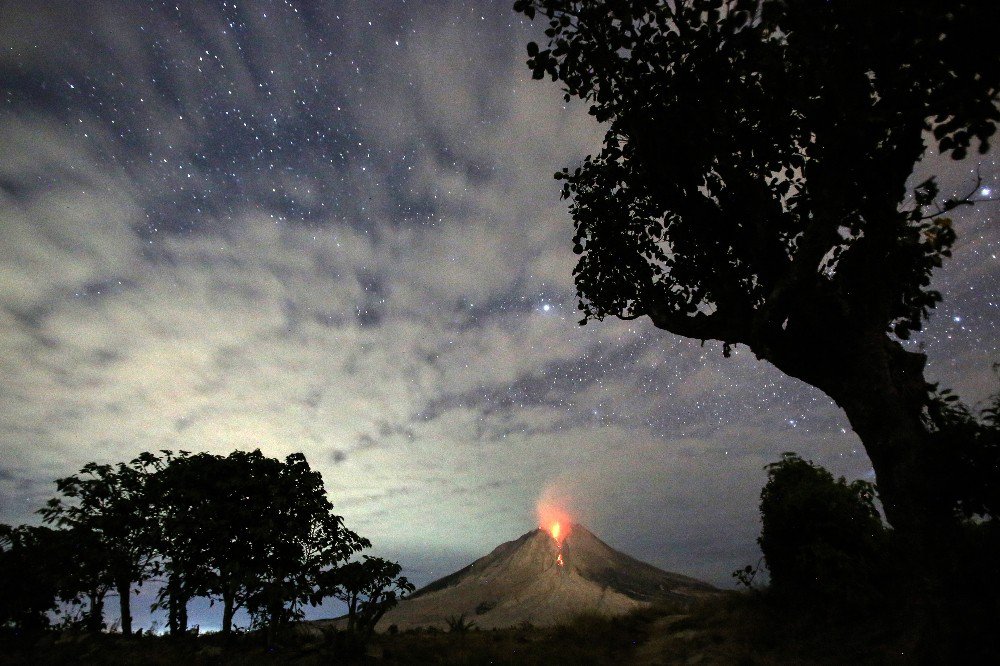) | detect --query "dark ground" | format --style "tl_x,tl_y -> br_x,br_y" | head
4,592 -> 994,665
